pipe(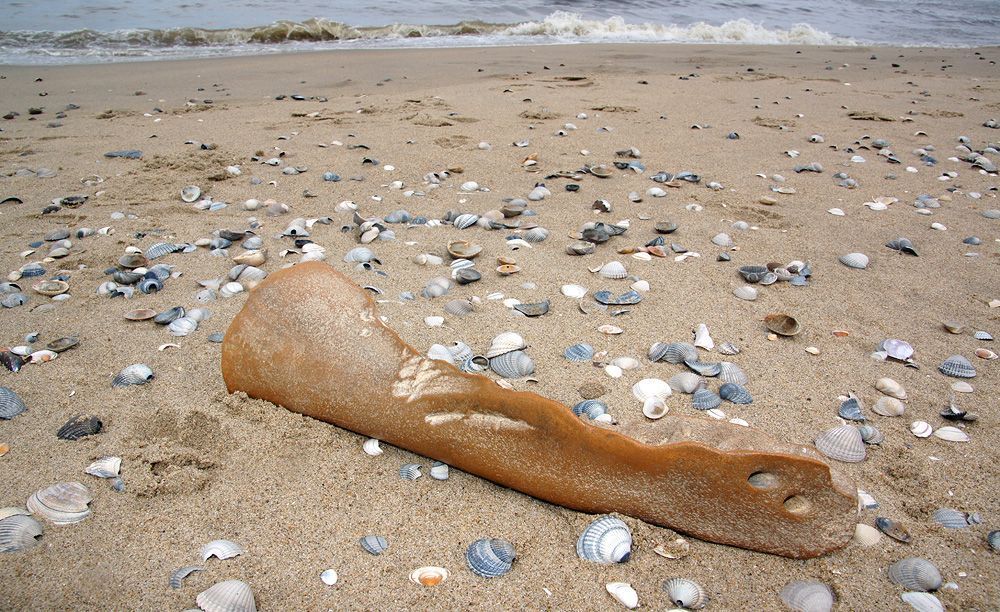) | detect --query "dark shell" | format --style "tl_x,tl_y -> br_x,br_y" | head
885,237 -> 918,256
838,395 -> 865,421
738,265 -> 769,283
1,352 -> 26,372
0,387 -> 28,420
56,414 -> 103,440
513,300 -> 550,317
47,337 -> 79,353
466,538 -> 515,578
875,517 -> 912,543
594,290 -> 642,306
718,383 -> 752,404
153,306 -> 185,325
454,268 -> 482,285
